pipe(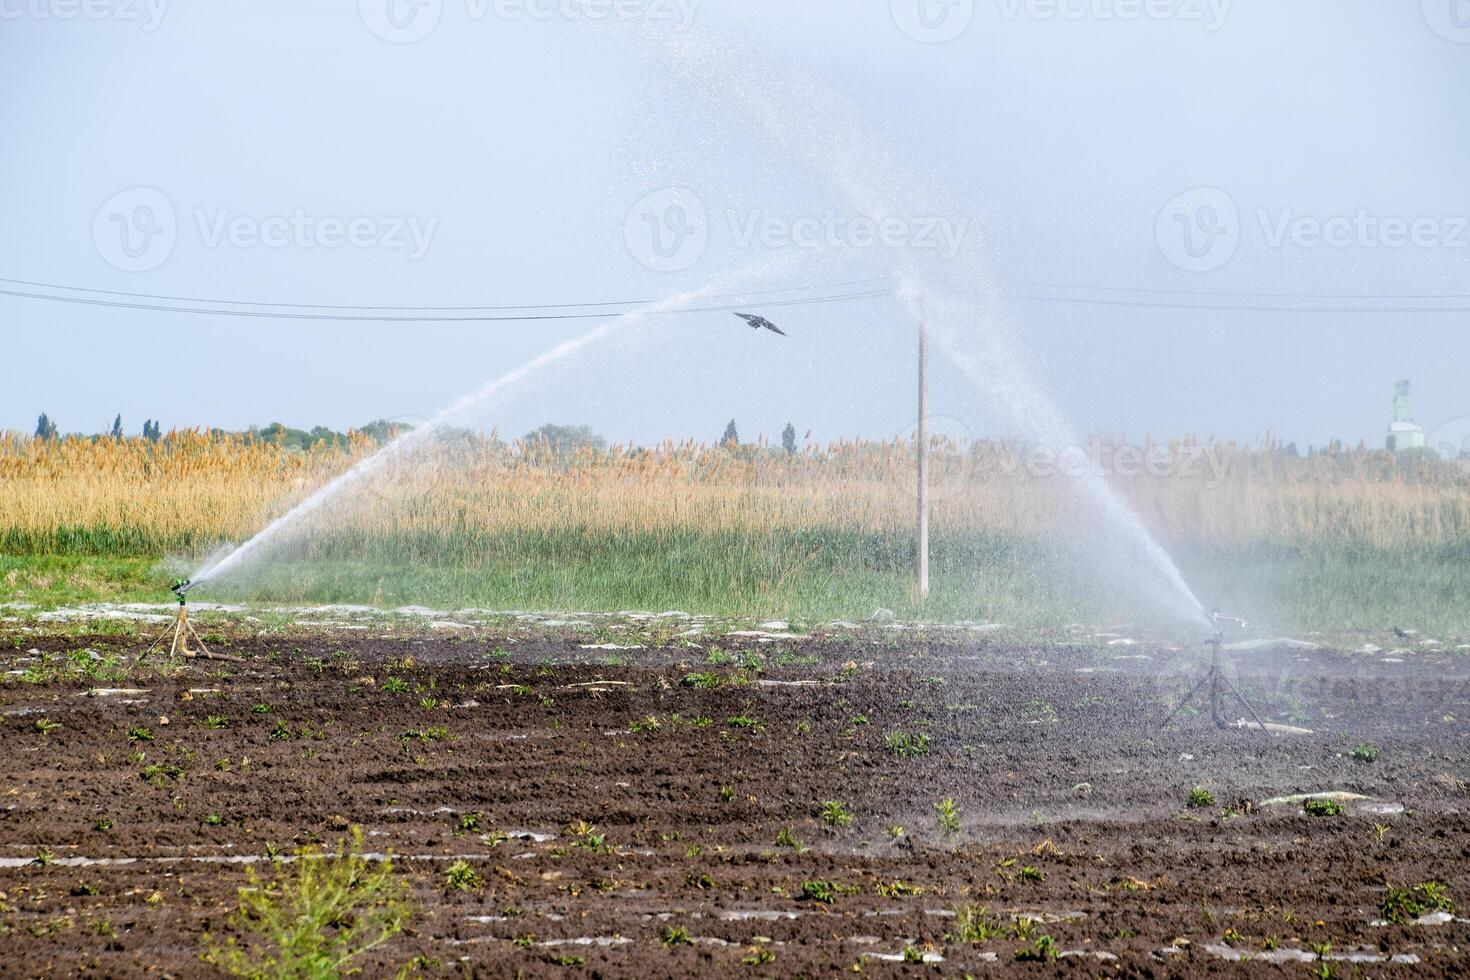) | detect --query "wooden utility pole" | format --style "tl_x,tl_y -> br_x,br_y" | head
916,312 -> 930,600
